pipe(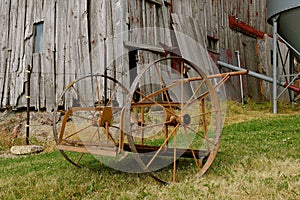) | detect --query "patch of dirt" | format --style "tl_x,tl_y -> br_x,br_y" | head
0,110 -> 57,156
